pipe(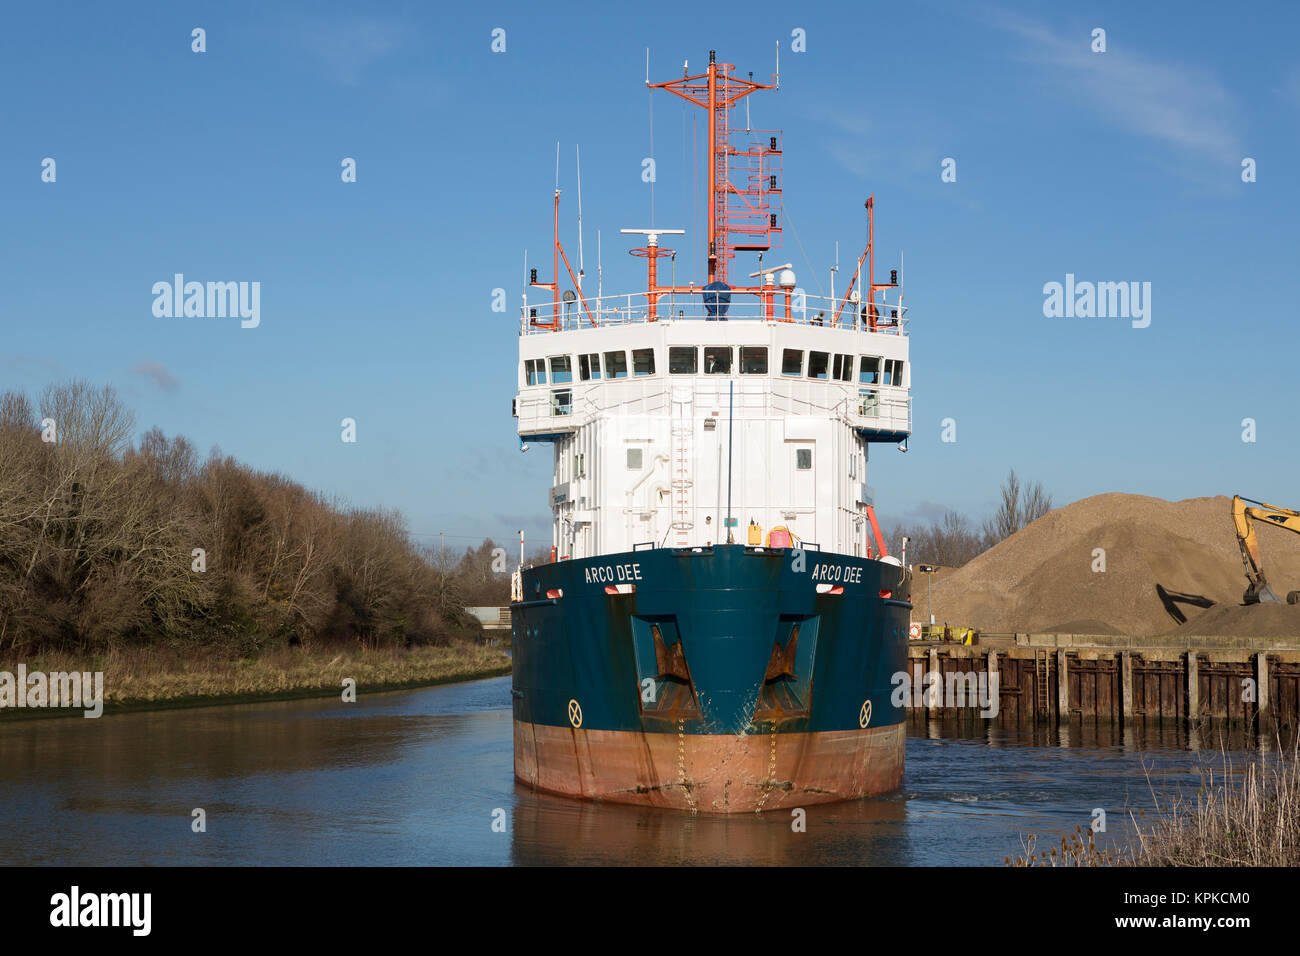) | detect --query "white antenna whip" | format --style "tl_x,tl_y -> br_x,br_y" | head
576,144 -> 585,286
